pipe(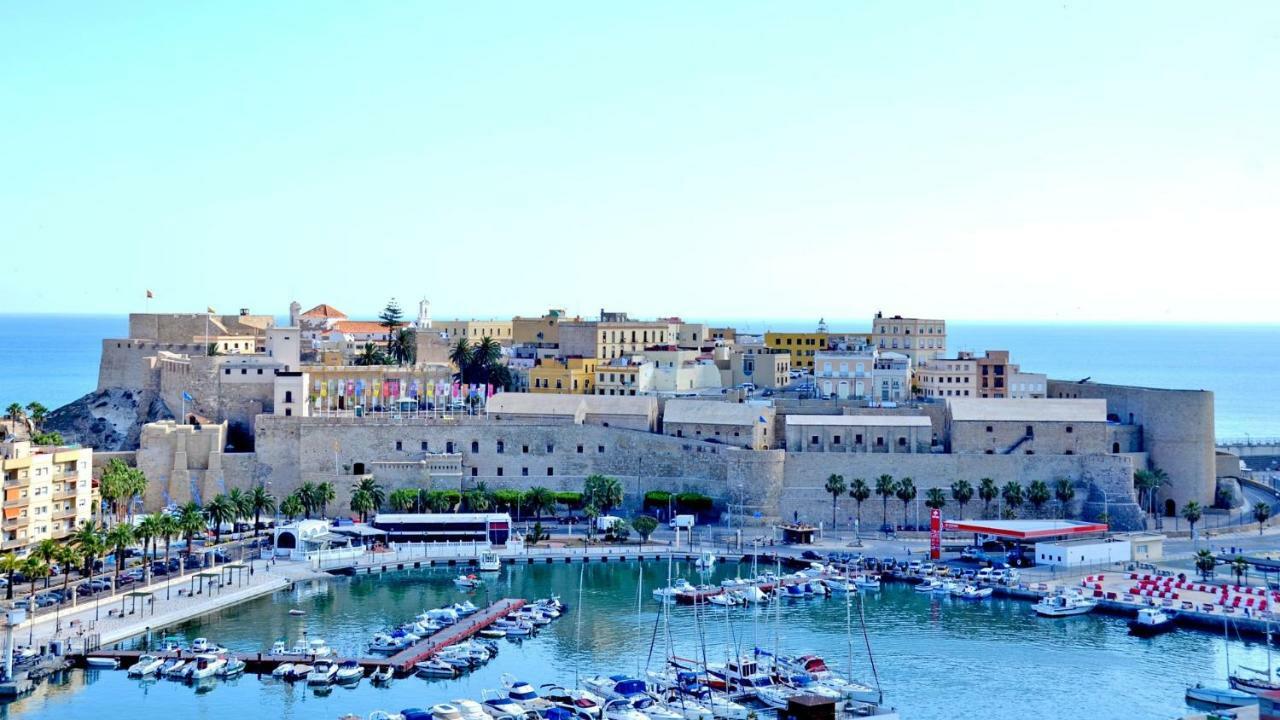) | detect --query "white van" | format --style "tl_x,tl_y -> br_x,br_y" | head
975,567 -> 994,583
668,514 -> 695,530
